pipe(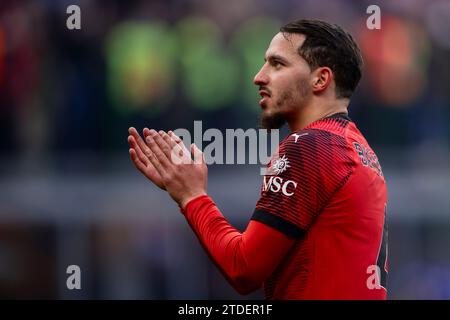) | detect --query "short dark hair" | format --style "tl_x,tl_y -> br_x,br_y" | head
280,19 -> 363,99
